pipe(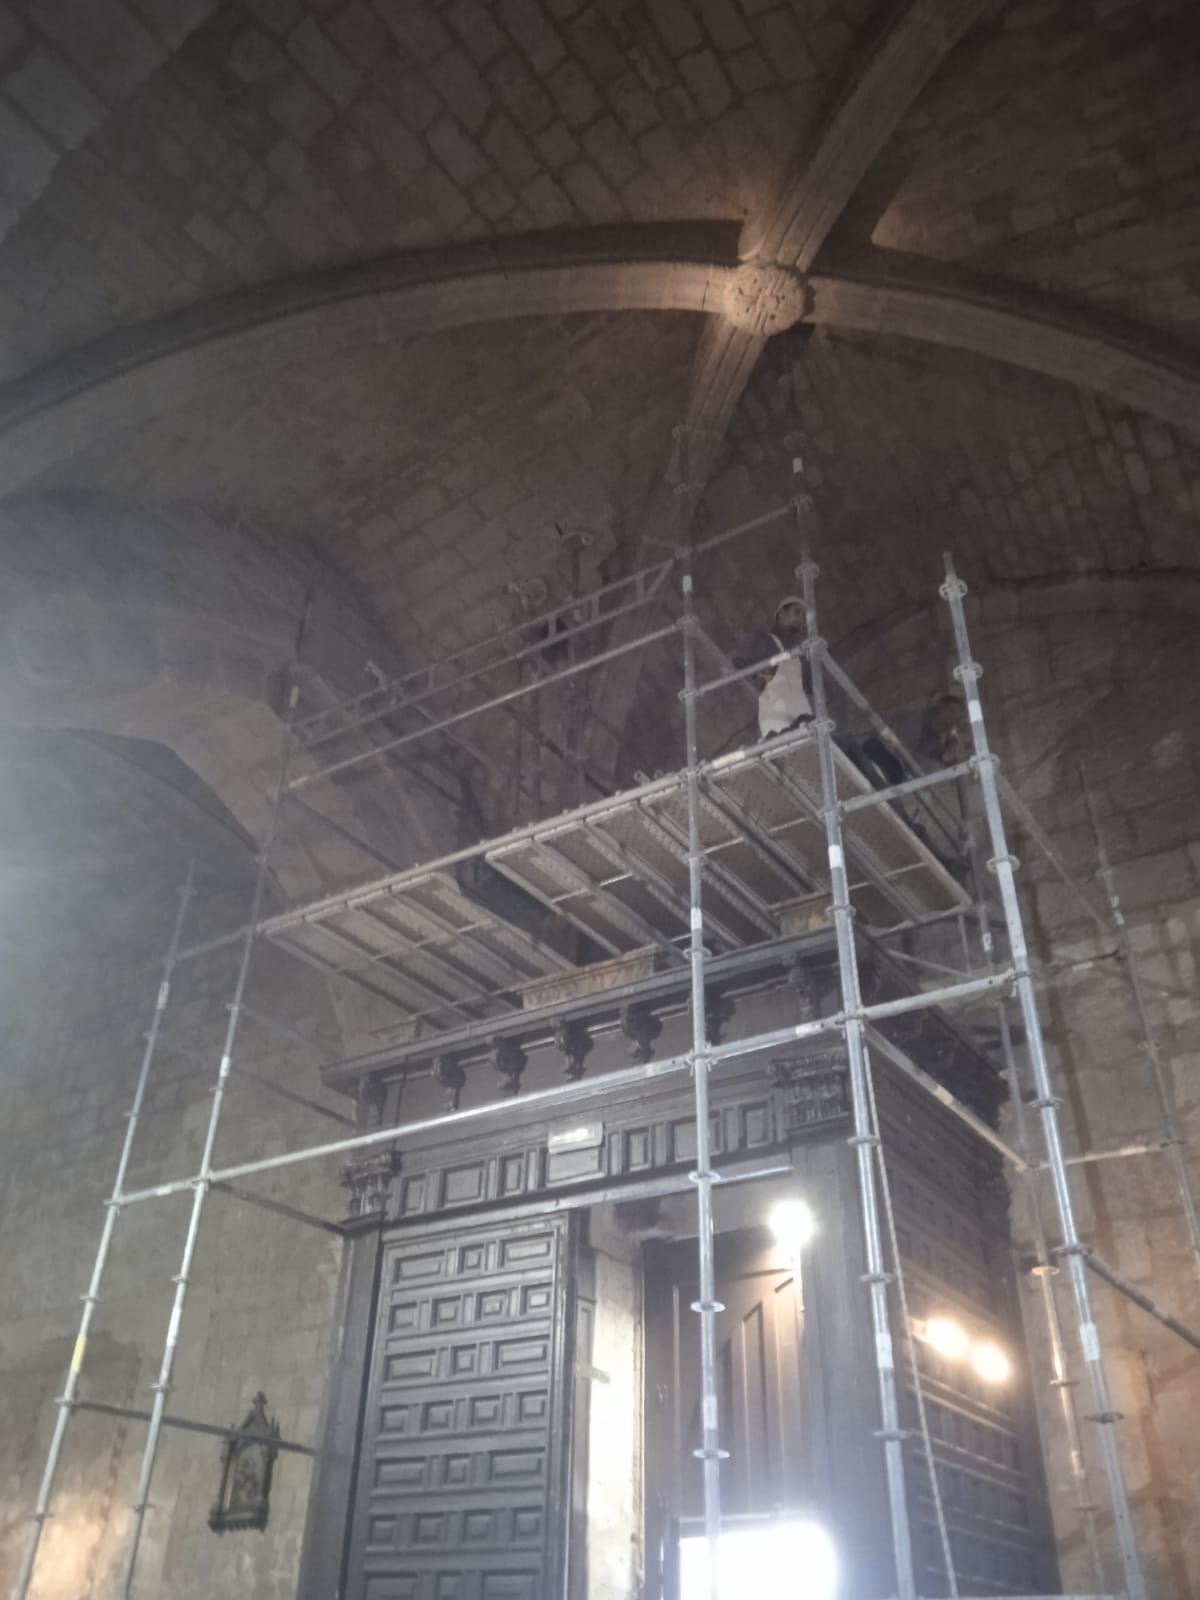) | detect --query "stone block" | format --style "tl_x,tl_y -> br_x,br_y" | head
270,74 -> 335,143
561,159 -> 619,221
695,0 -> 751,51
444,0 -> 507,65
1116,849 -> 1197,915
229,25 -> 287,84
348,93 -> 425,178
370,56 -> 439,131
482,113 -> 538,185
0,97 -> 57,209
406,547 -> 468,600
425,46 -> 490,133
35,0 -> 165,103
517,170 -> 572,227
499,0 -> 566,75
609,71 -> 659,136
6,44 -> 106,150
650,0 -> 702,56
423,501 -> 480,547
679,47 -> 732,119
427,111 -> 489,185
535,117 -> 579,169
547,55 -> 601,128
751,10 -> 813,84
287,16 -> 362,107
1010,199 -> 1057,234
373,0 -> 451,64
0,5 -> 23,67
324,0 -> 391,69
395,481 -> 448,530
